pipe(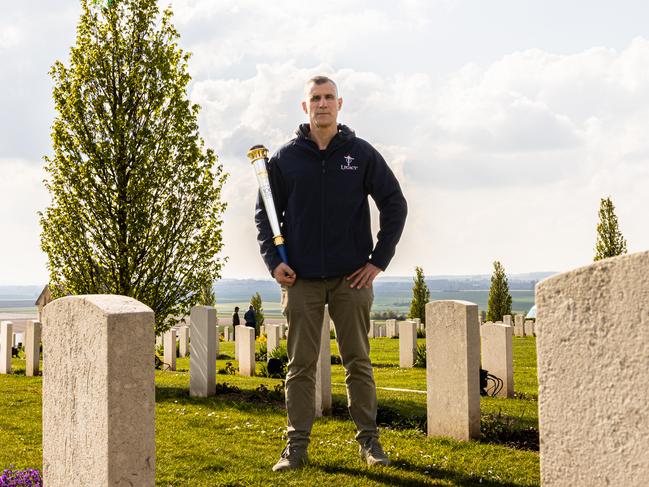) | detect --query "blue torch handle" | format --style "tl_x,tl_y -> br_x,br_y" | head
277,244 -> 288,264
